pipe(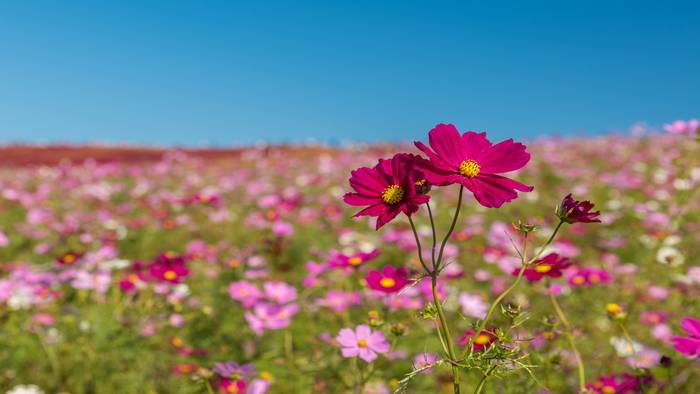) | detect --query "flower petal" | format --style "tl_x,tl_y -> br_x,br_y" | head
460,131 -> 492,159
477,139 -> 530,174
428,123 -> 464,166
